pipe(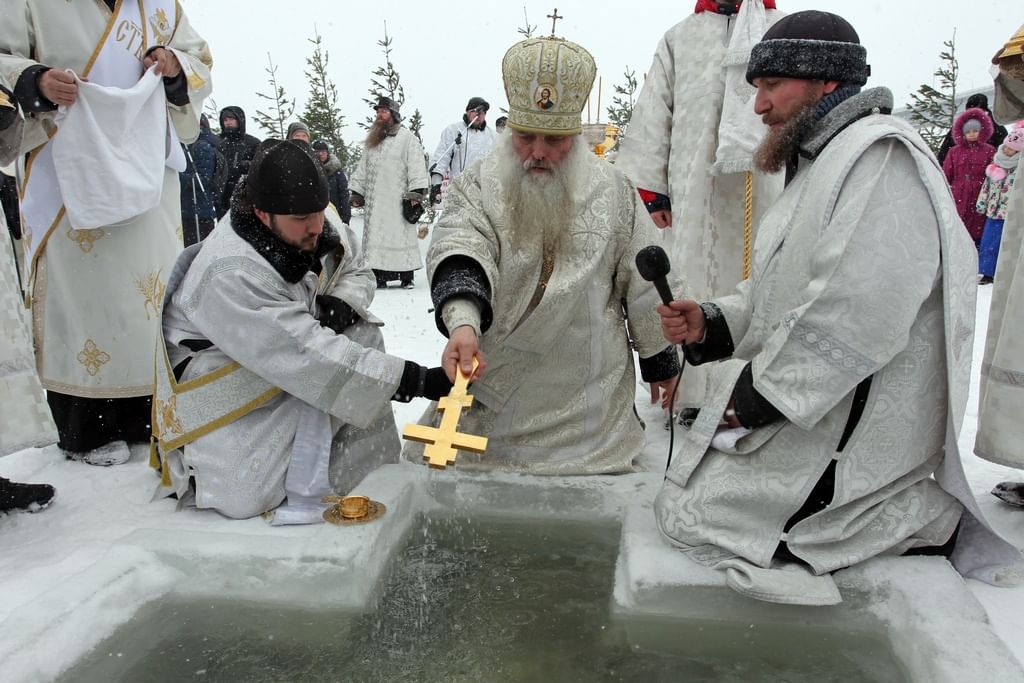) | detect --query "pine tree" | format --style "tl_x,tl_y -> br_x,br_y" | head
302,28 -> 354,168
407,109 -> 425,143
203,97 -> 220,134
517,7 -> 537,39
906,32 -> 958,156
361,22 -> 406,130
253,52 -> 295,139
606,67 -> 638,152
